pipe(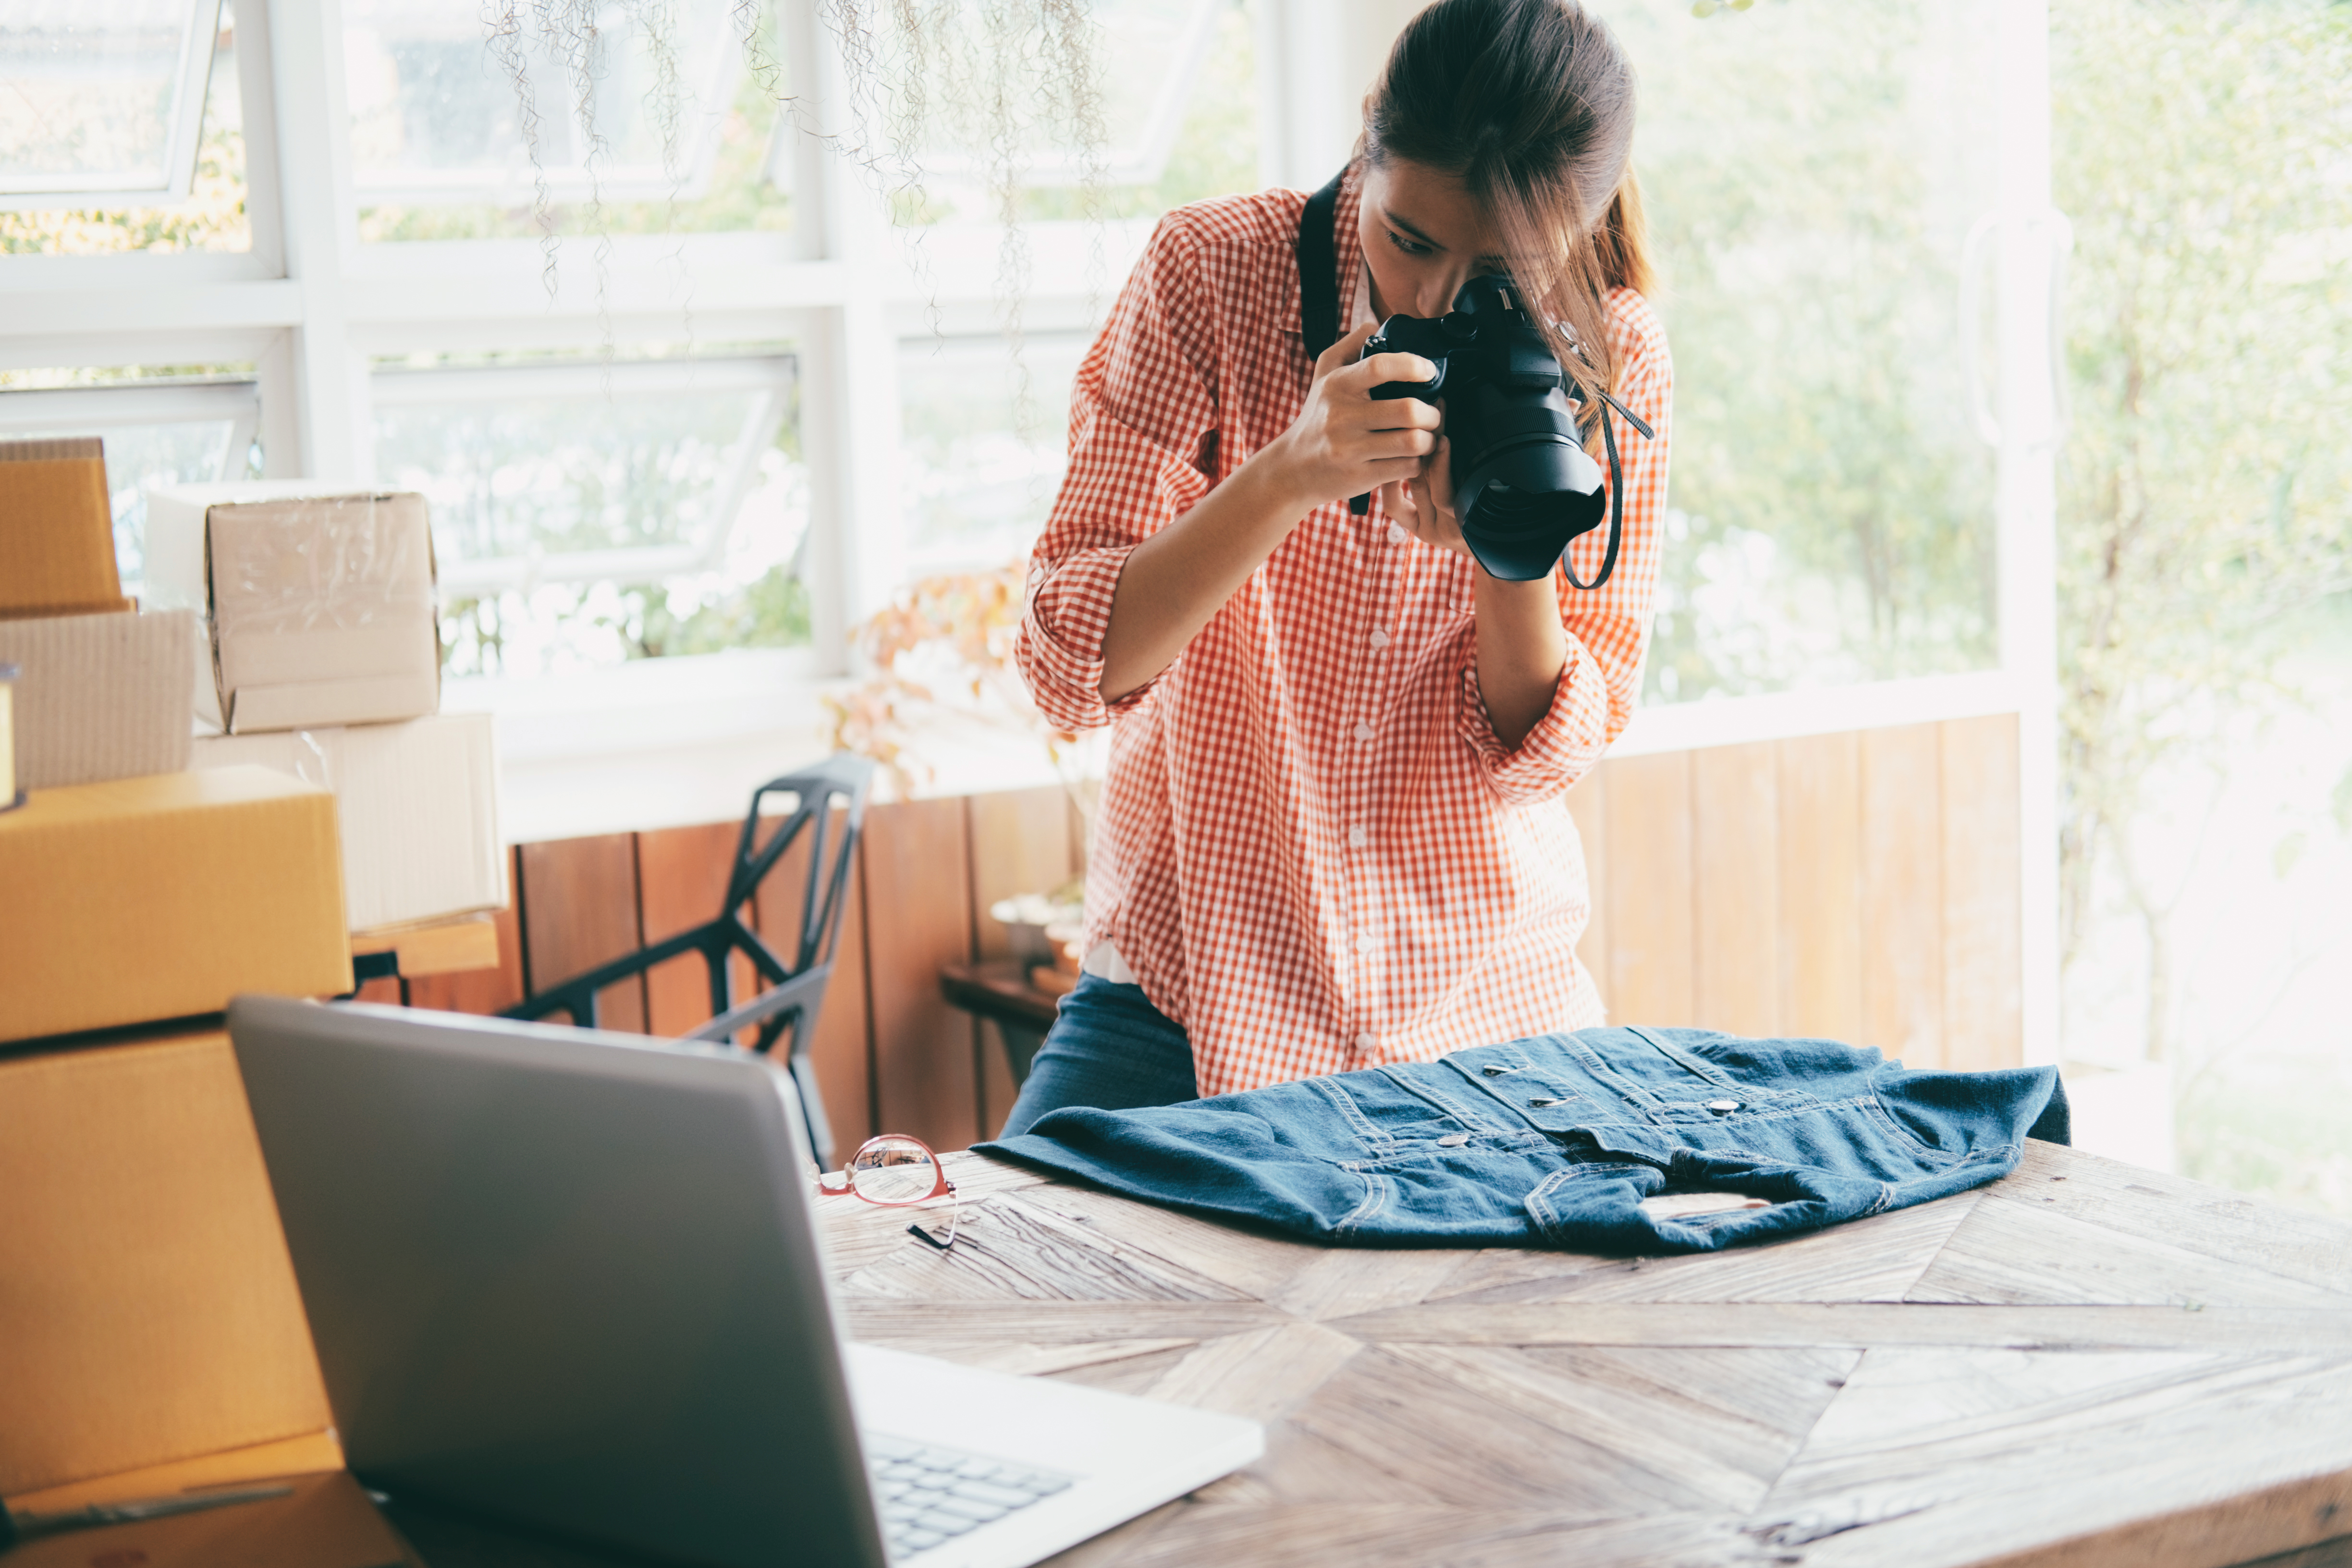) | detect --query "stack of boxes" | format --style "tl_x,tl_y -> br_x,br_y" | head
149,482 -> 507,948
0,446 -> 481,1561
